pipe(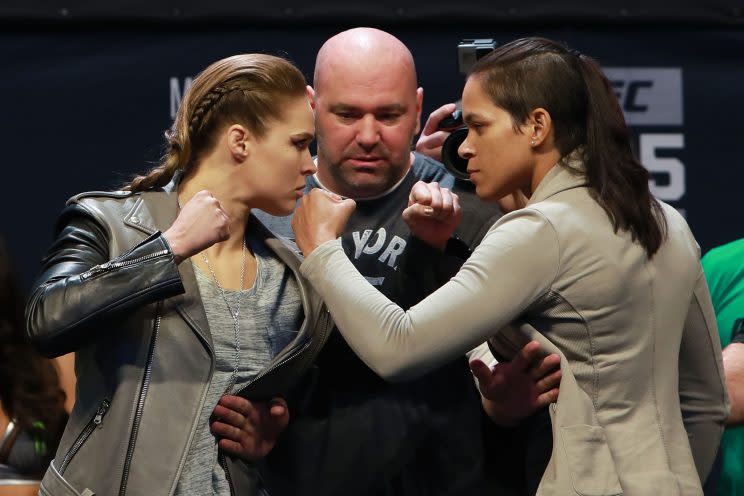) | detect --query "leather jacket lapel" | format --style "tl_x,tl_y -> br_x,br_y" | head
175,261 -> 214,353
255,217 -> 324,325
133,191 -> 214,352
